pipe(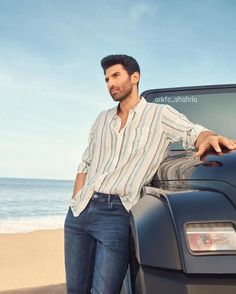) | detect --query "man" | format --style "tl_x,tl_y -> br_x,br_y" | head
64,54 -> 236,294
